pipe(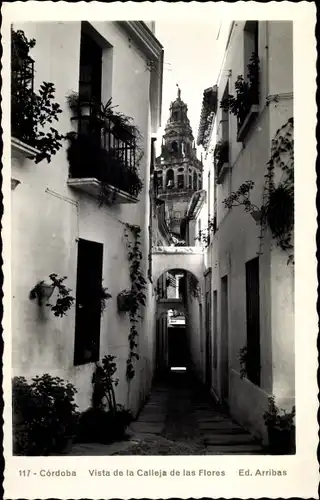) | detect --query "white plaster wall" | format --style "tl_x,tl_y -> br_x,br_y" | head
196,21 -> 294,437
11,21 -> 158,415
